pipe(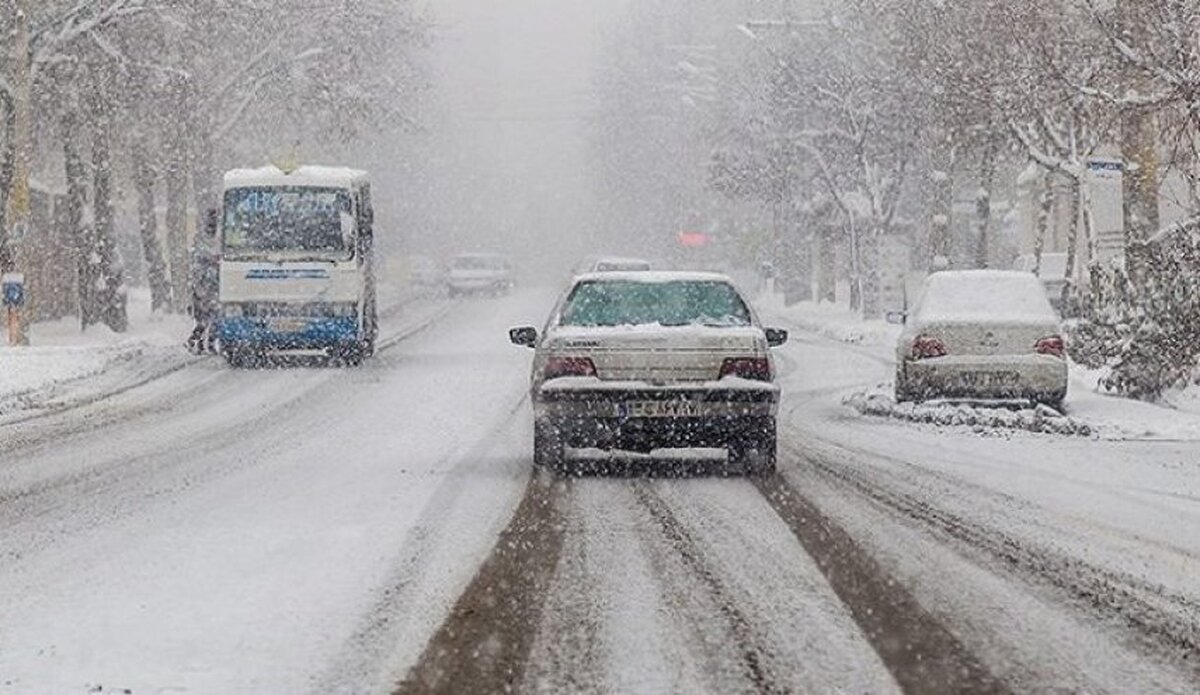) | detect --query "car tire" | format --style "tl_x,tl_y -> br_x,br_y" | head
534,421 -> 566,473
730,419 -> 777,477
330,344 -> 365,367
894,365 -> 913,403
224,348 -> 253,369
1038,392 -> 1066,412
